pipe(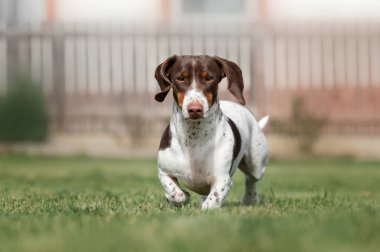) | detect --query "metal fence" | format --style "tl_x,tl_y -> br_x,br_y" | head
0,21 -> 380,134
258,22 -> 380,134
